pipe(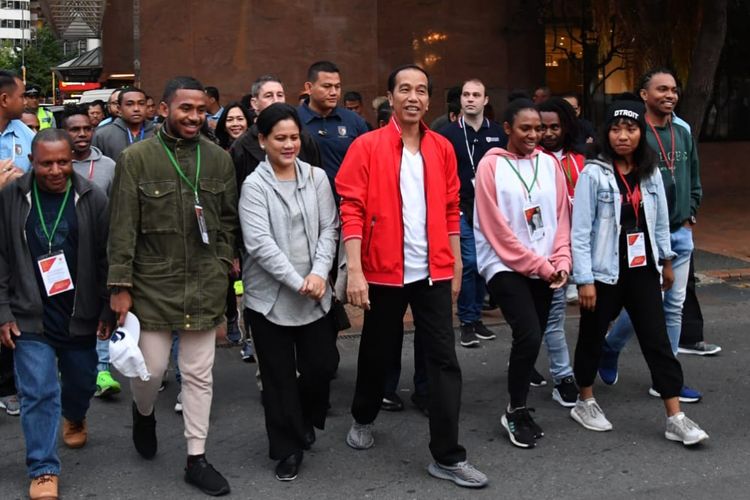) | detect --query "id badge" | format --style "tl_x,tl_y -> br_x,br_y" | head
626,231 -> 647,268
37,251 -> 75,296
195,204 -> 210,245
523,203 -> 545,241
